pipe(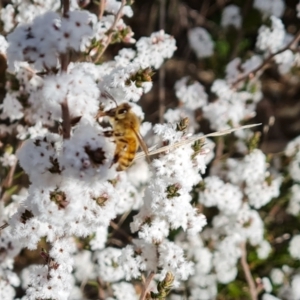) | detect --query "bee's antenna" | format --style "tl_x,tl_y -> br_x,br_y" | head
102,91 -> 118,108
